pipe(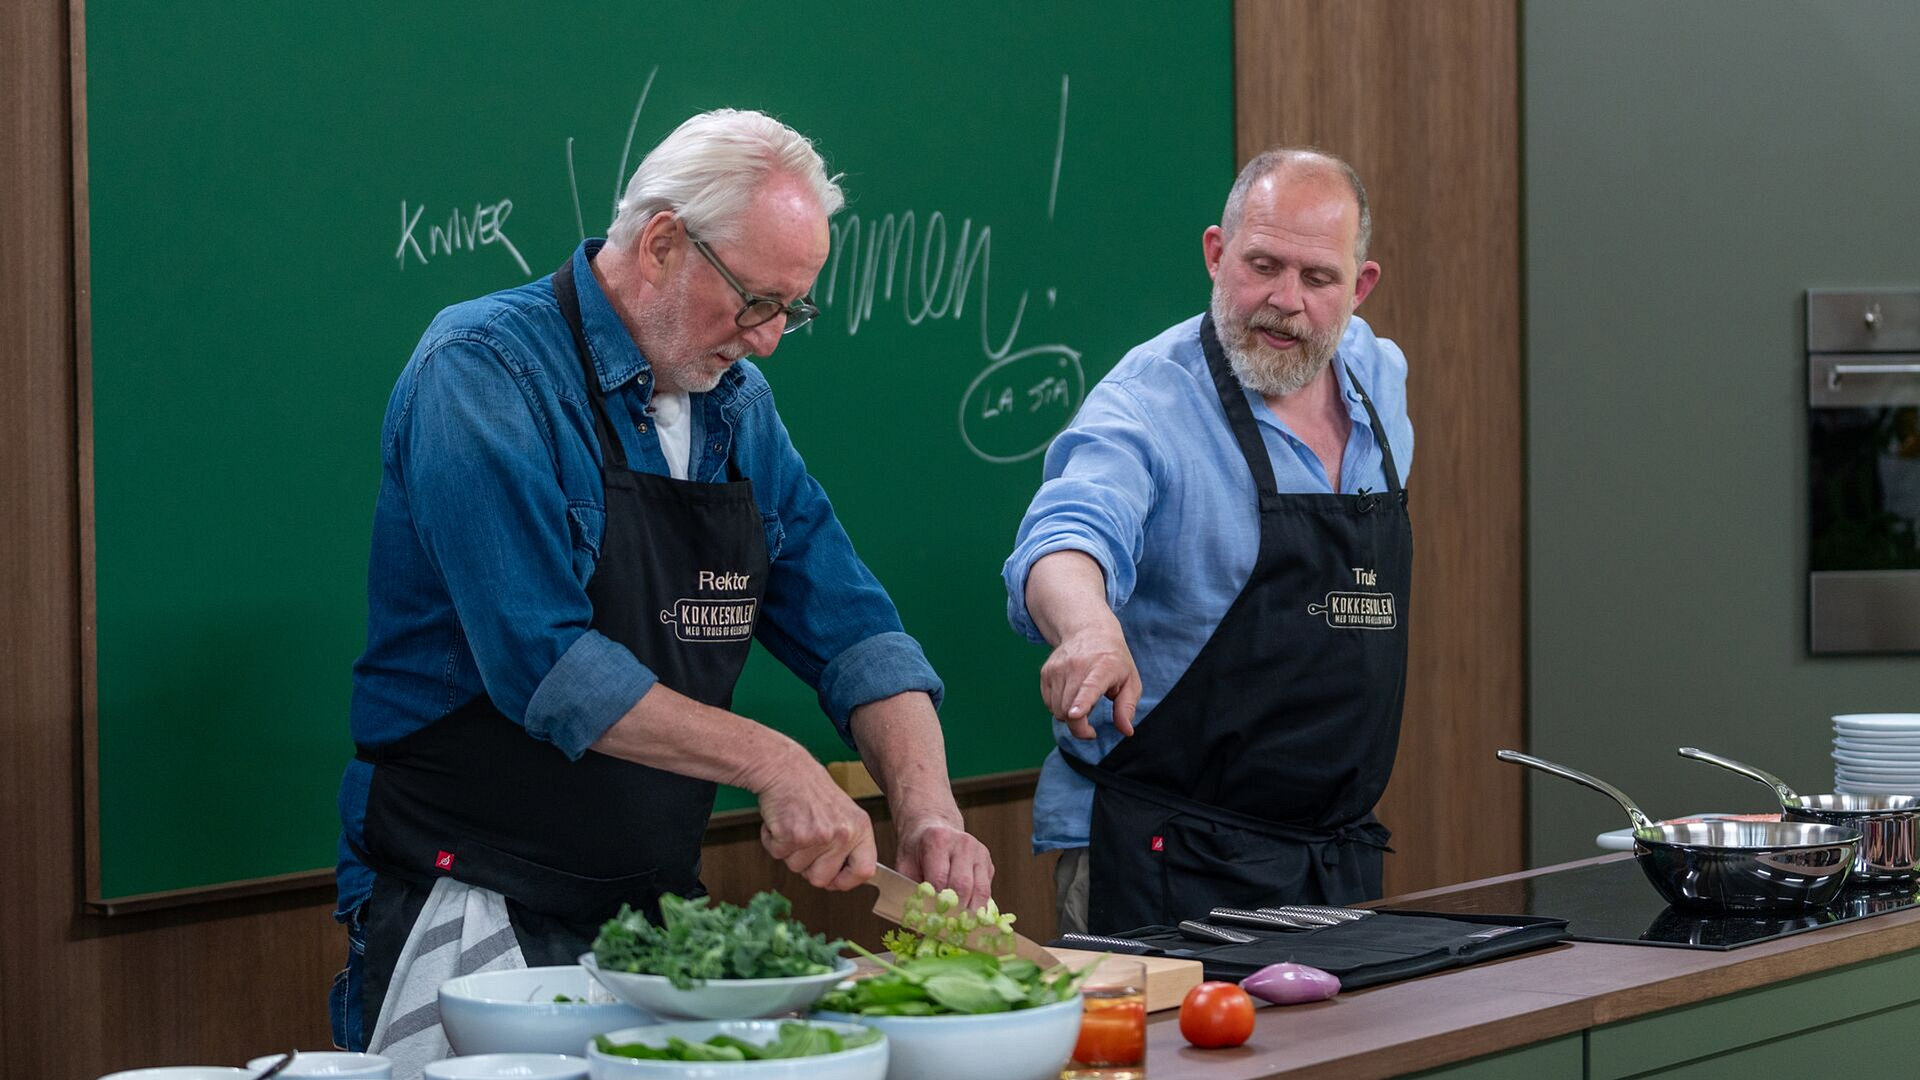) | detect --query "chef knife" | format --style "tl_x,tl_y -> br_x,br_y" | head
868,862 -> 1061,967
